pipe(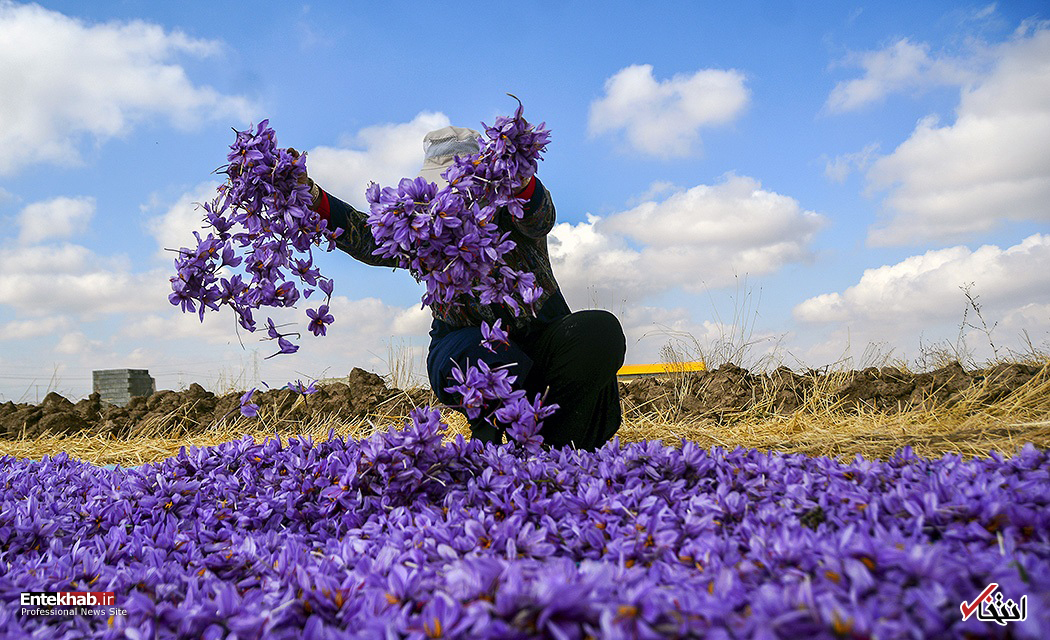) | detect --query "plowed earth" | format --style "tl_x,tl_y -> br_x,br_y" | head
2,362 -> 1045,440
